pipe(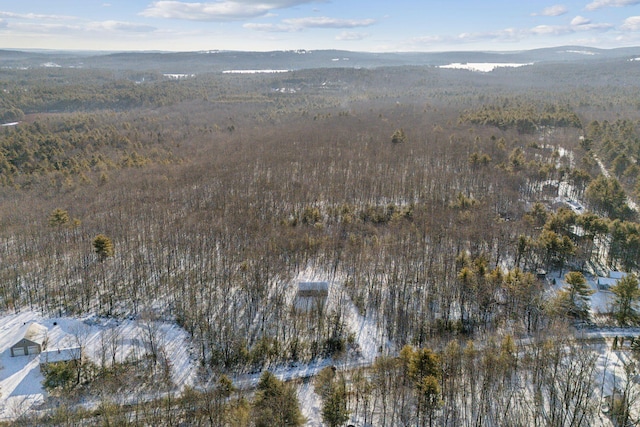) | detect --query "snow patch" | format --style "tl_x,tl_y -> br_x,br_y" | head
222,69 -> 290,74
297,381 -> 323,427
561,50 -> 597,56
163,73 -> 195,79
438,62 -> 532,72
